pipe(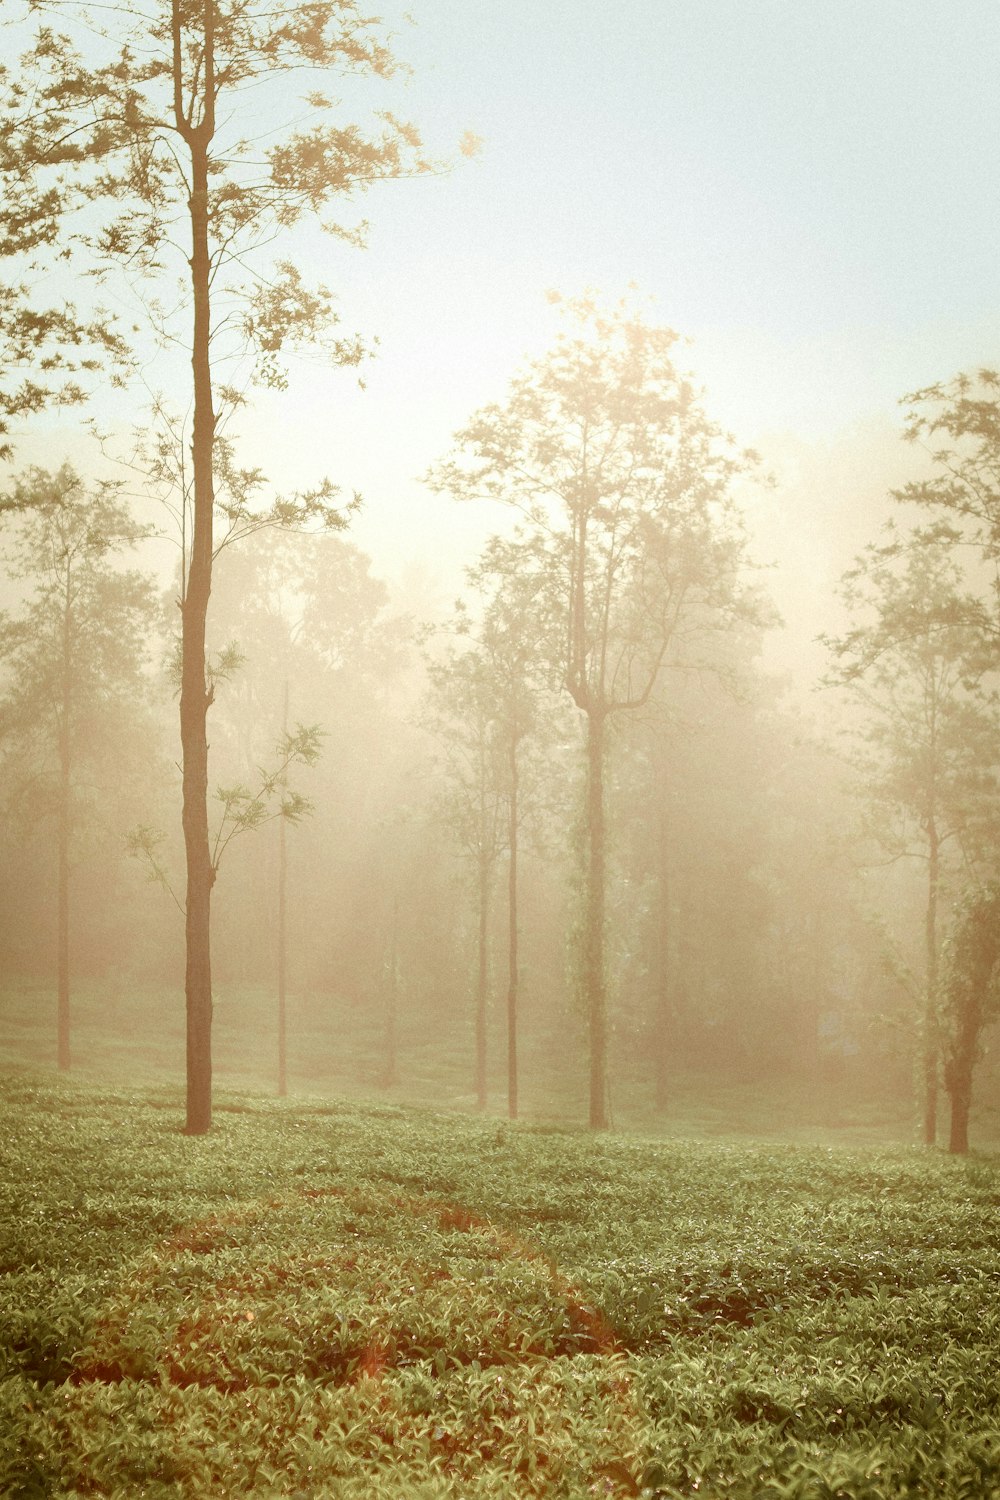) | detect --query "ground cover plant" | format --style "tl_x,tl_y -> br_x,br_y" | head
2,1072 -> 1000,1498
